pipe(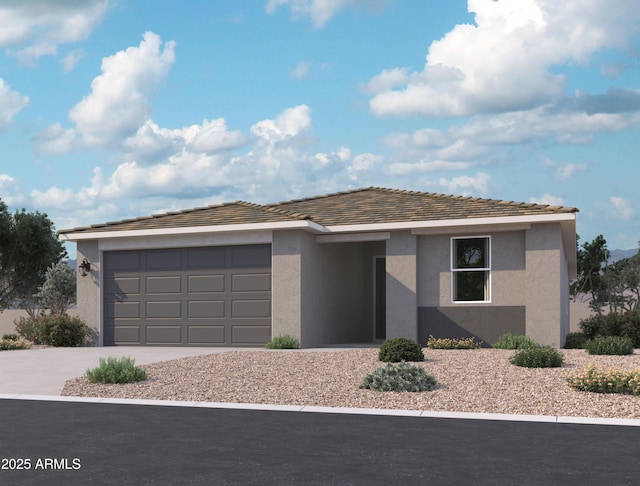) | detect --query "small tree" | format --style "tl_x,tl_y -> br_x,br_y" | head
37,261 -> 76,315
0,200 -> 66,311
571,234 -> 610,317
